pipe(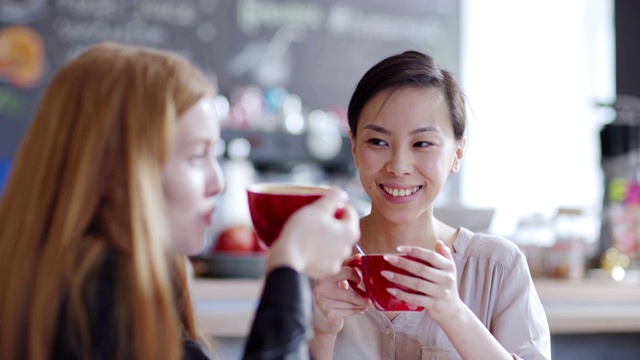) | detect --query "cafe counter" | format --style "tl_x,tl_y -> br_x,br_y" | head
191,275 -> 640,338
